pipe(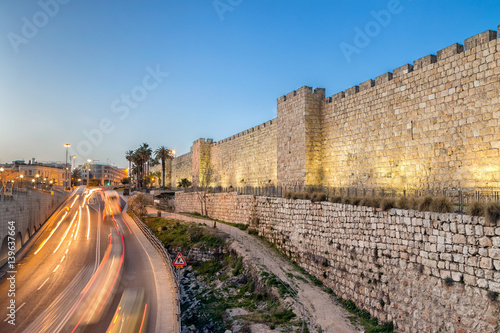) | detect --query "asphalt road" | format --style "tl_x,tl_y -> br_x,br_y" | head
0,187 -> 158,333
